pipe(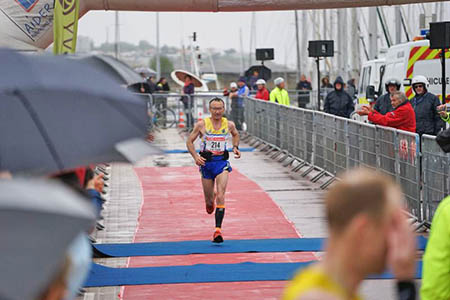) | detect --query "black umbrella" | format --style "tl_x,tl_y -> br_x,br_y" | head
0,49 -> 159,175
76,54 -> 147,86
